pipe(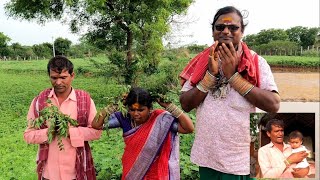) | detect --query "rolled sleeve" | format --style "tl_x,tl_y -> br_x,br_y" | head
24,98 -> 49,144
69,98 -> 102,147
24,128 -> 49,144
